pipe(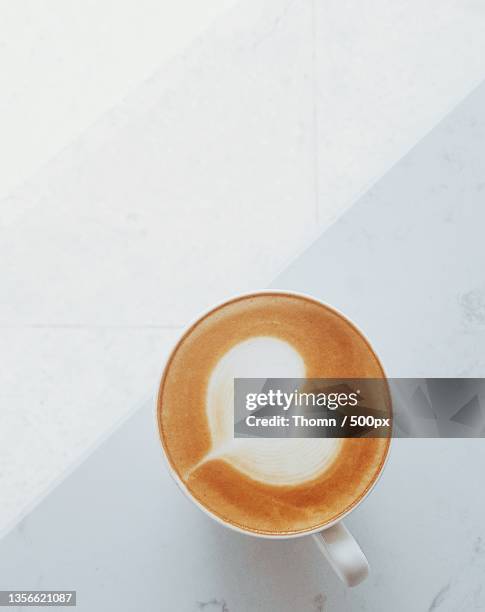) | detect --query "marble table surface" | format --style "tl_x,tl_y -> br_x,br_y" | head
4,0 -> 485,544
1,61 -> 485,612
